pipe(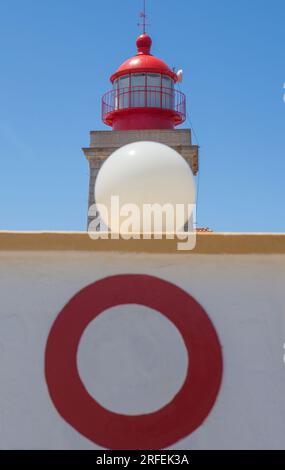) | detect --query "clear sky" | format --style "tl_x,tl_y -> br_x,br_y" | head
0,0 -> 284,232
